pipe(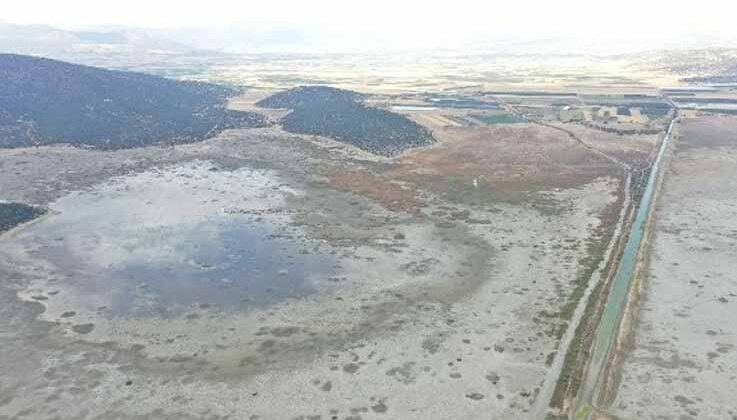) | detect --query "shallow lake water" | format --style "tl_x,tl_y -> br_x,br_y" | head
9,161 -> 335,317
